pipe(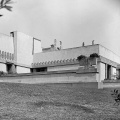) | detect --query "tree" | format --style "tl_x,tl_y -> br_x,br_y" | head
0,0 -> 14,17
